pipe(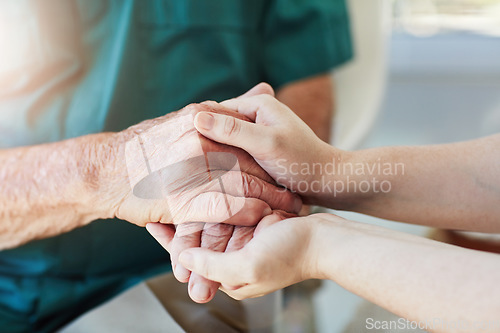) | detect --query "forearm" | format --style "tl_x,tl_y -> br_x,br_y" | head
314,216 -> 500,332
0,134 -> 113,249
322,135 -> 500,231
276,74 -> 334,142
